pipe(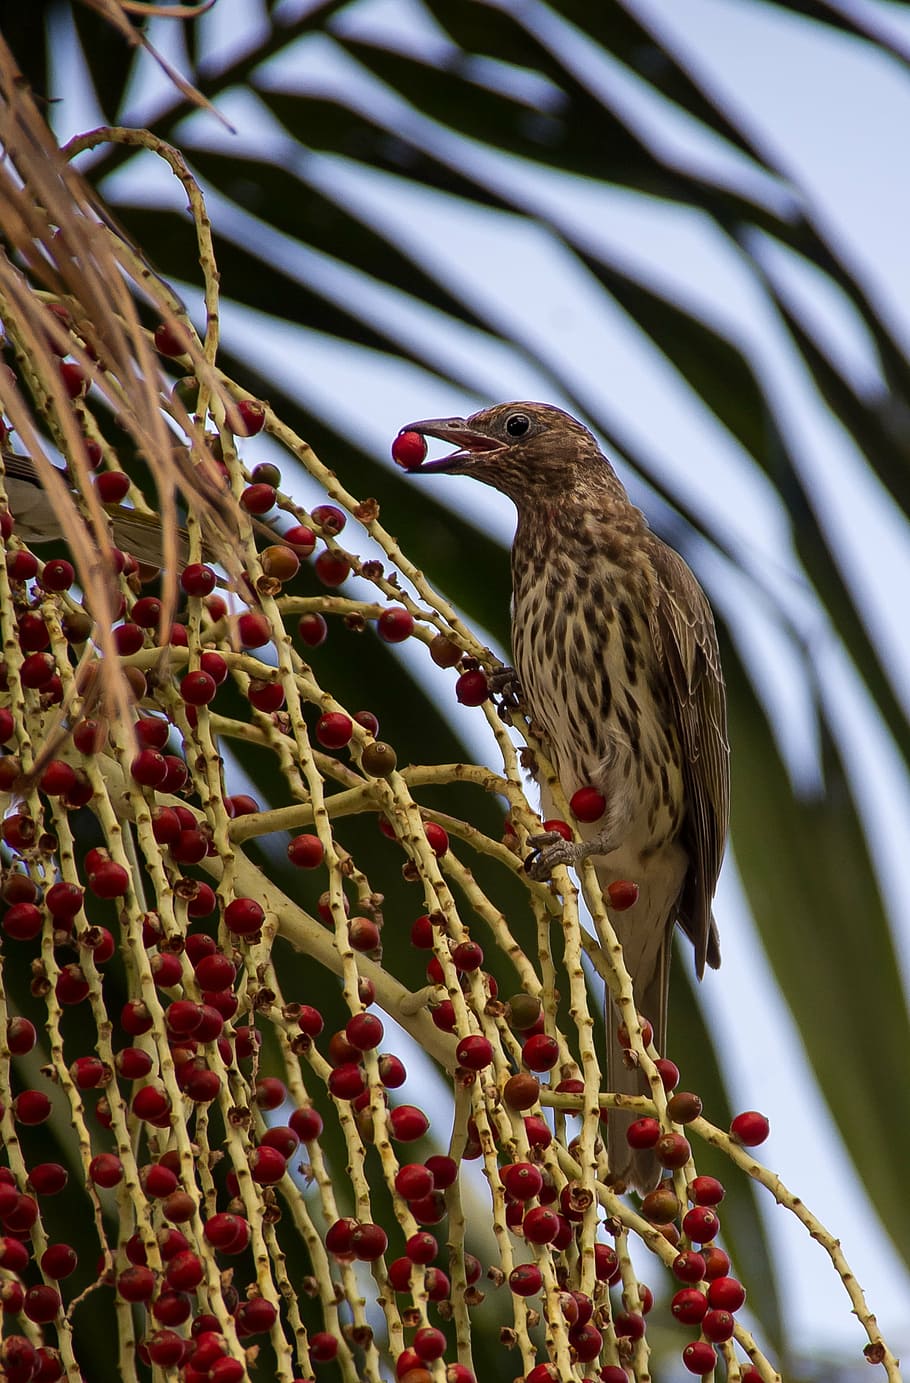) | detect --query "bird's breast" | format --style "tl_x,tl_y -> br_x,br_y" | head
511,547 -> 685,850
